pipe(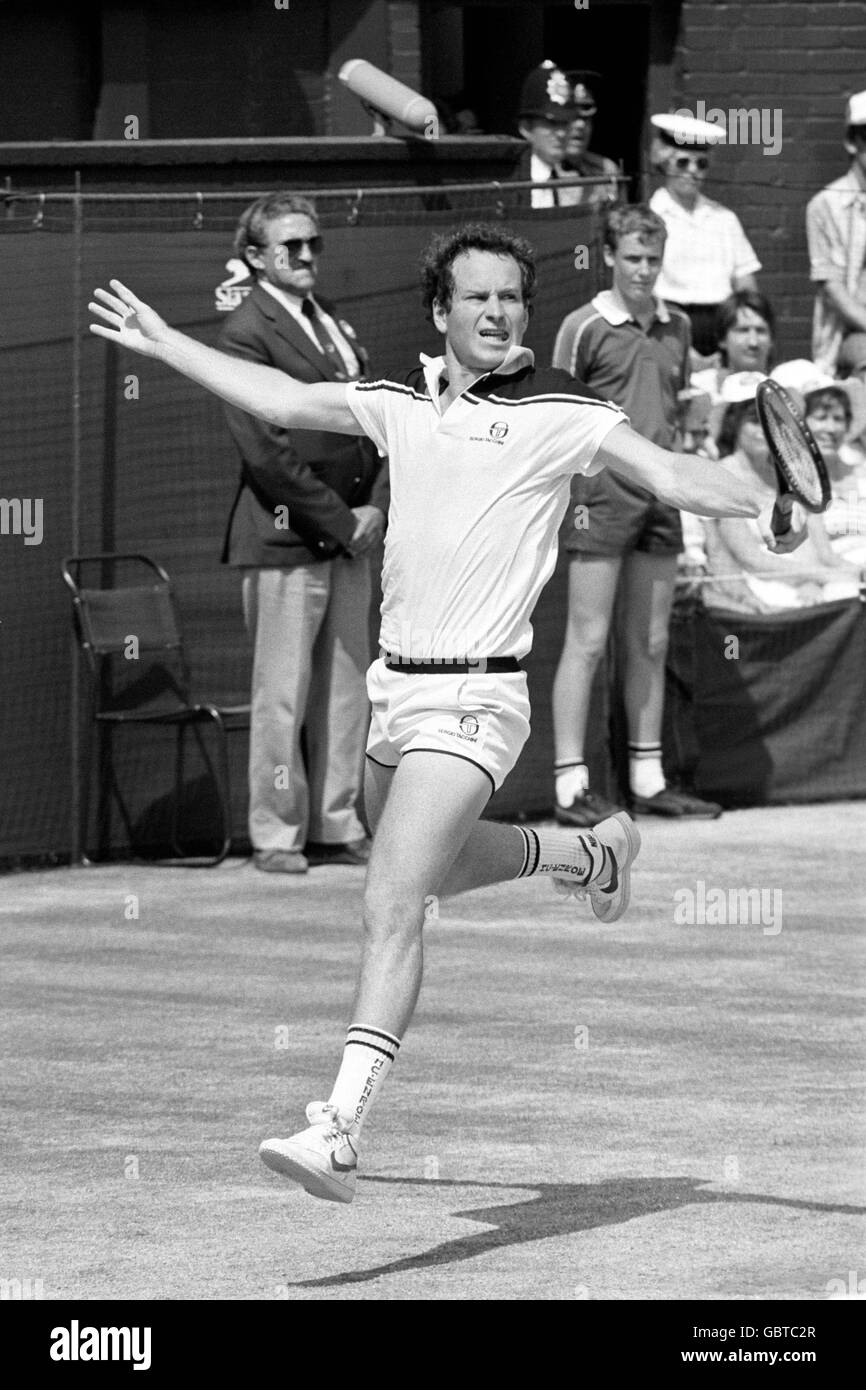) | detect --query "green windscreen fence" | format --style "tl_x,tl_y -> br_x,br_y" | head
0,189 -> 610,865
